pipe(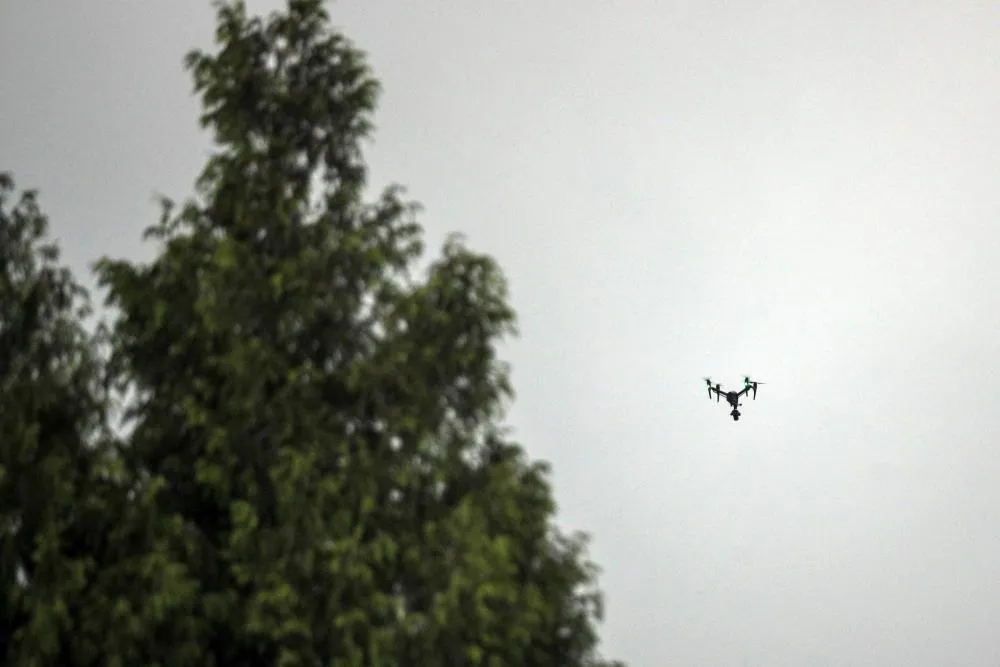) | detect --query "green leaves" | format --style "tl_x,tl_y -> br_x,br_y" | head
0,174 -> 103,665
3,1 -> 623,666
